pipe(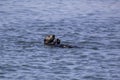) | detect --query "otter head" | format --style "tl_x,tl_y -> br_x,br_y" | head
44,35 -> 55,44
